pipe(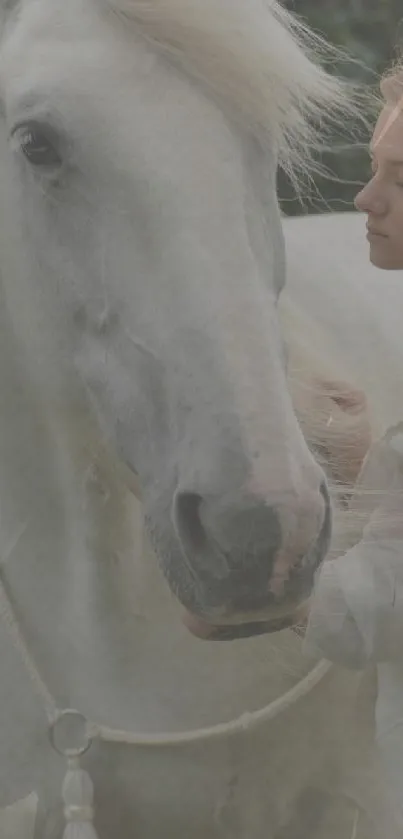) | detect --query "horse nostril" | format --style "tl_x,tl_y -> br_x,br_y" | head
173,491 -> 231,581
173,480 -> 331,617
173,489 -> 283,584
174,492 -> 206,551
